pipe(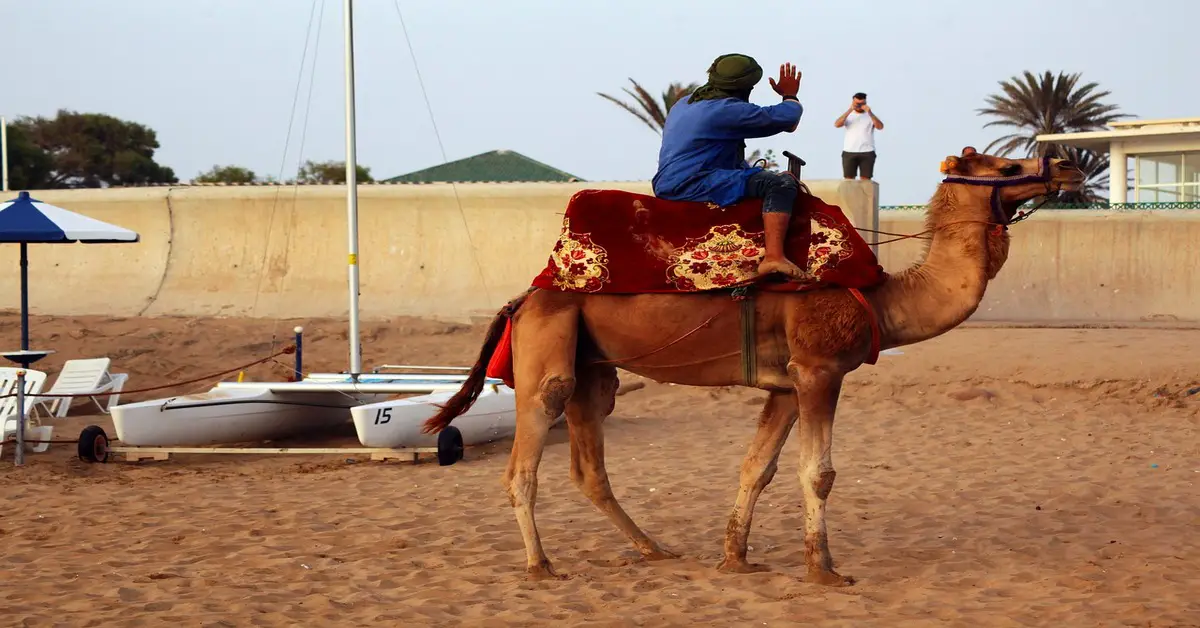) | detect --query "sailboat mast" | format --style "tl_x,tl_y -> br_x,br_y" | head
1,116 -> 9,192
342,0 -> 362,376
